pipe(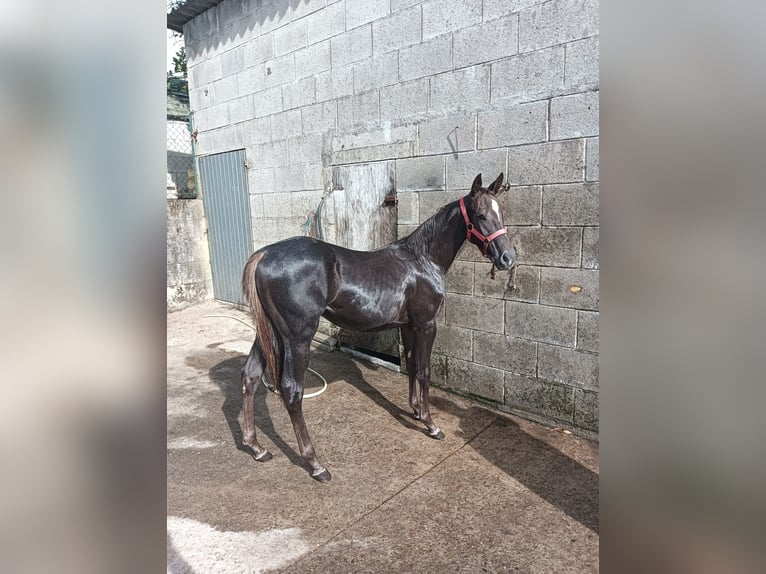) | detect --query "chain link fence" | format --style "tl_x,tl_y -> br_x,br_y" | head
167,91 -> 197,199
